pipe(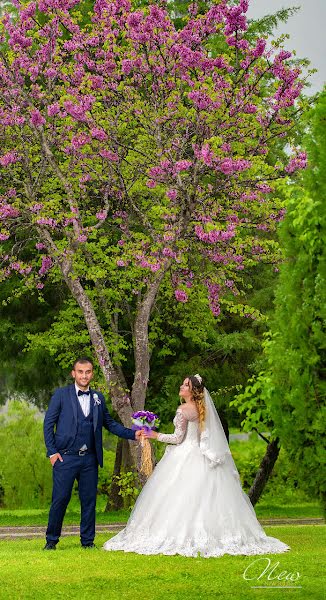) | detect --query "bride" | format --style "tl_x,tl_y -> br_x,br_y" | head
103,374 -> 290,557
